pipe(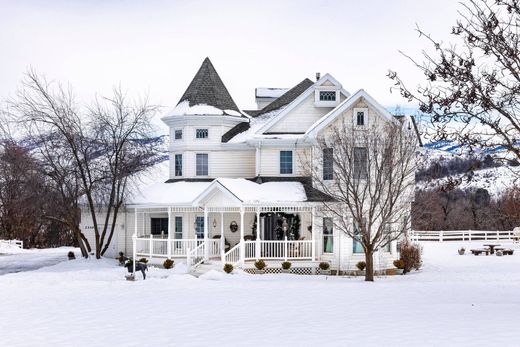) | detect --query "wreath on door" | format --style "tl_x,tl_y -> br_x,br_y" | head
229,221 -> 238,233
